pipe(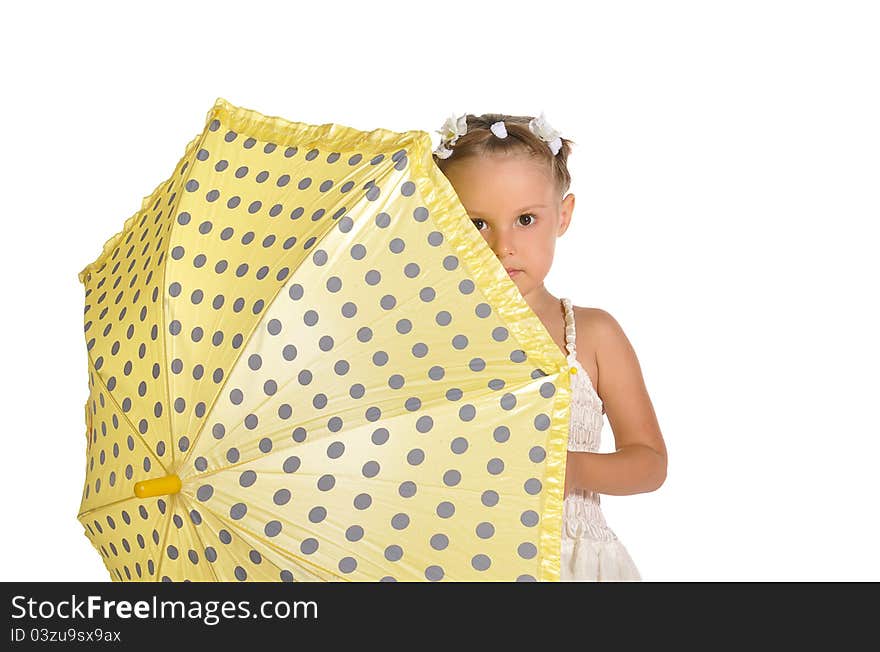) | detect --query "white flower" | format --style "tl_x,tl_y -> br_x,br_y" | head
433,142 -> 454,159
529,111 -> 563,155
489,121 -> 508,139
436,113 -> 468,146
